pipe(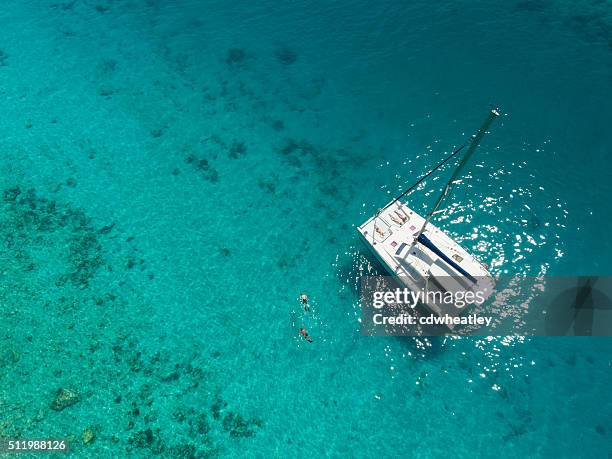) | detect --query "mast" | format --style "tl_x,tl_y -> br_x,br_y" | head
409,107 -> 501,255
